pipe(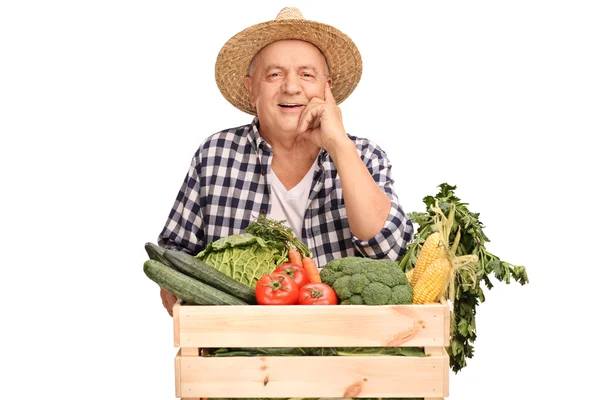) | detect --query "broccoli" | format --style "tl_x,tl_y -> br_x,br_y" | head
321,257 -> 413,305
332,275 -> 353,300
391,283 -> 413,304
348,273 -> 370,293
341,294 -> 366,305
